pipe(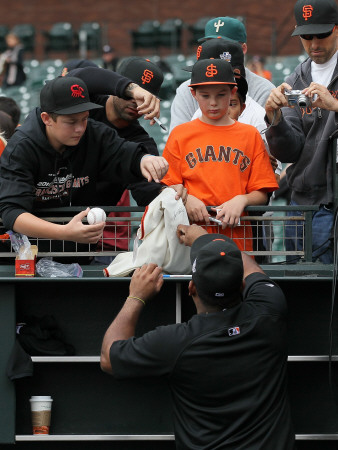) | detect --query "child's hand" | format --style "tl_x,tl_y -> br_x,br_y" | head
186,195 -> 210,224
213,195 -> 247,228
64,208 -> 105,243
